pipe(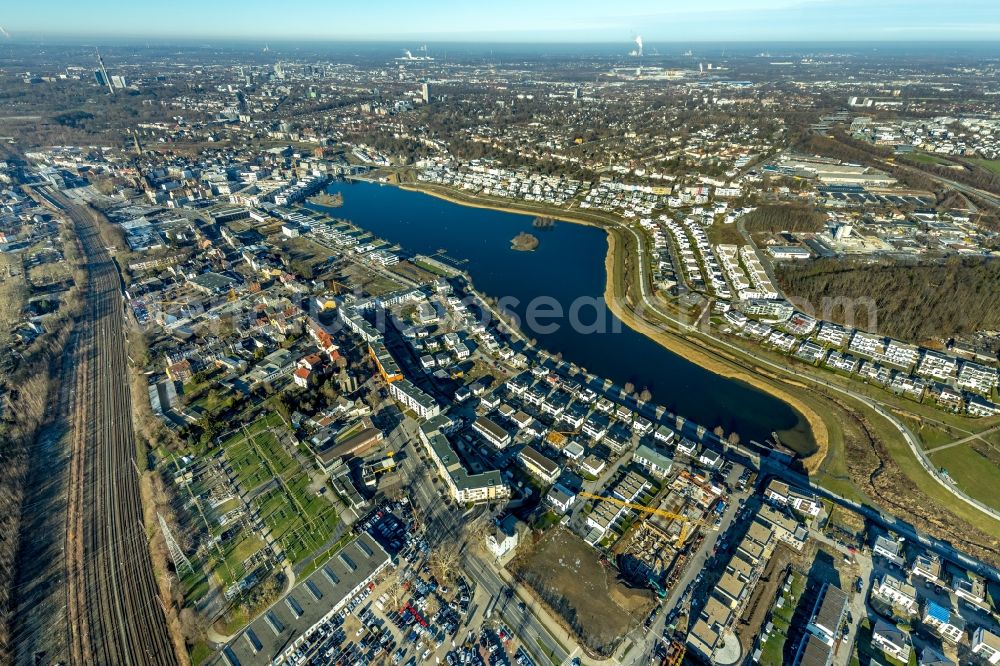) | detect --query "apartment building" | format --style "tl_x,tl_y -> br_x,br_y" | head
518,445 -> 561,485
419,417 -> 510,505
972,628 -> 1000,664
388,379 -> 441,419
958,361 -> 999,395
633,443 -> 674,480
917,350 -> 958,381
473,415 -> 512,449
815,322 -> 848,347
849,330 -> 887,359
